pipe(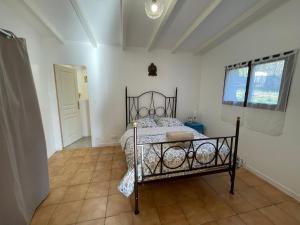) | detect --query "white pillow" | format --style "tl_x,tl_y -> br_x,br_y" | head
134,117 -> 157,128
156,117 -> 183,127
